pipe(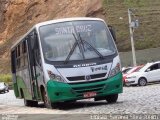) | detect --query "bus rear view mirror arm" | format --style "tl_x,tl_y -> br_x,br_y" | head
108,25 -> 117,42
